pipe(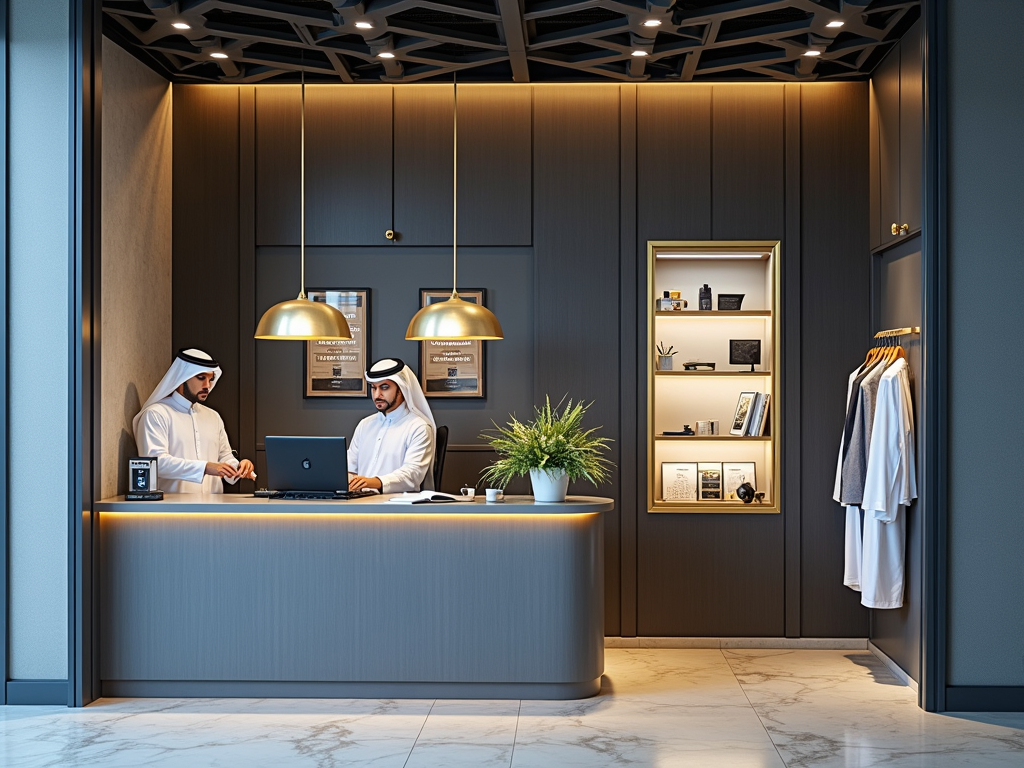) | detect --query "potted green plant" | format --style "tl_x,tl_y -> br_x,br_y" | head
480,396 -> 614,502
